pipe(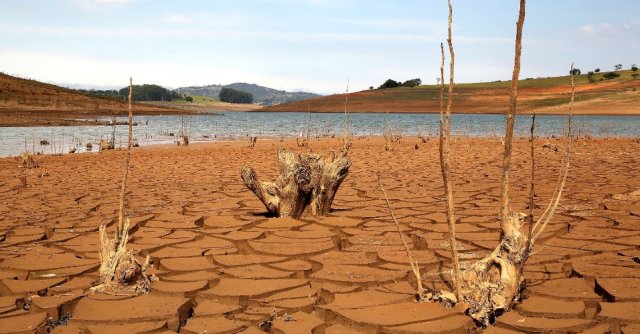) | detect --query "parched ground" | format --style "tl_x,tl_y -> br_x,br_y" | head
0,136 -> 639,333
